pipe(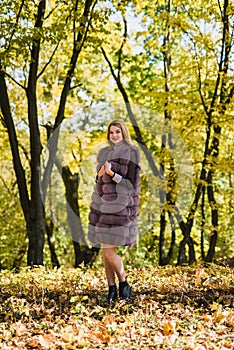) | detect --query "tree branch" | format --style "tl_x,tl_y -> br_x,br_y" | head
7,0 -> 25,51
4,72 -> 26,90
70,83 -> 83,90
117,16 -> 127,80
37,42 -> 60,80
44,2 -> 59,20
0,70 -> 30,221
73,0 -> 79,45
41,0 -> 96,201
